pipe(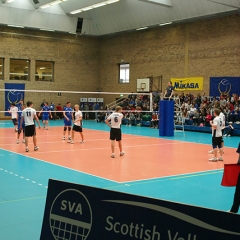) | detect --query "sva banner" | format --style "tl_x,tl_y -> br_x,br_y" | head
40,179 -> 240,240
171,77 -> 203,91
